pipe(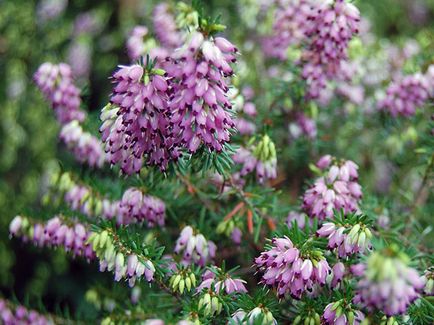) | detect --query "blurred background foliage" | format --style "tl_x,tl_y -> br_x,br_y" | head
0,0 -> 433,318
